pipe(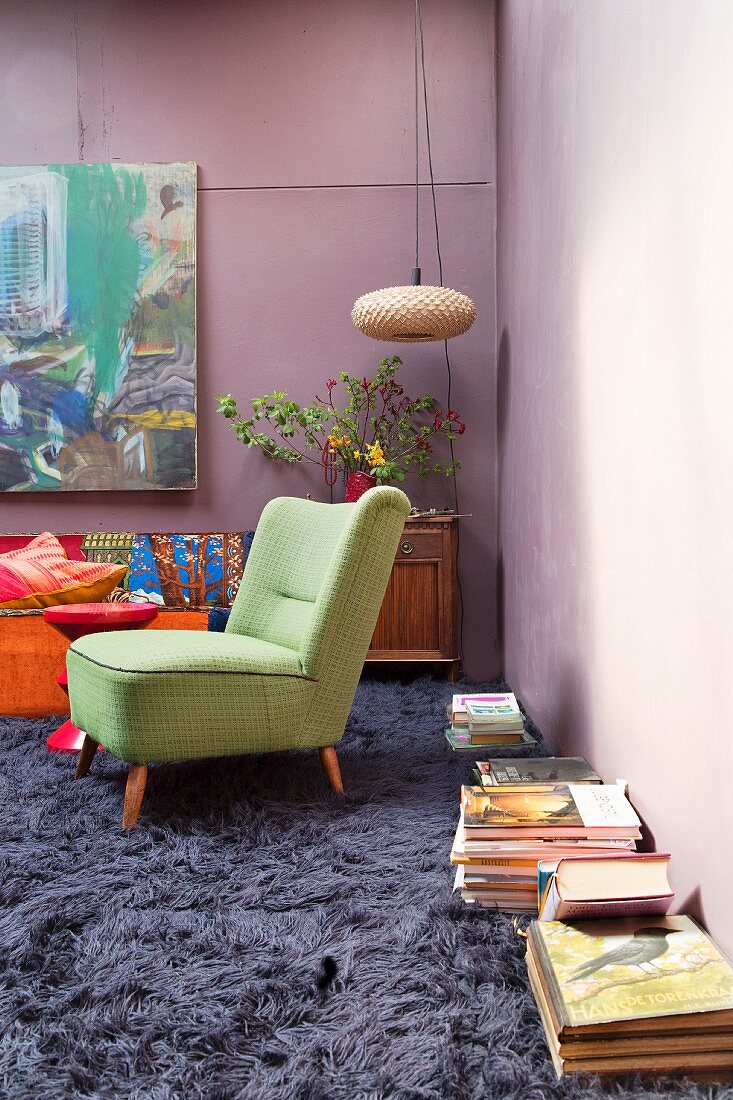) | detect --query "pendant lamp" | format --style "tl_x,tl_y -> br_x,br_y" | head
351,0 -> 476,344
